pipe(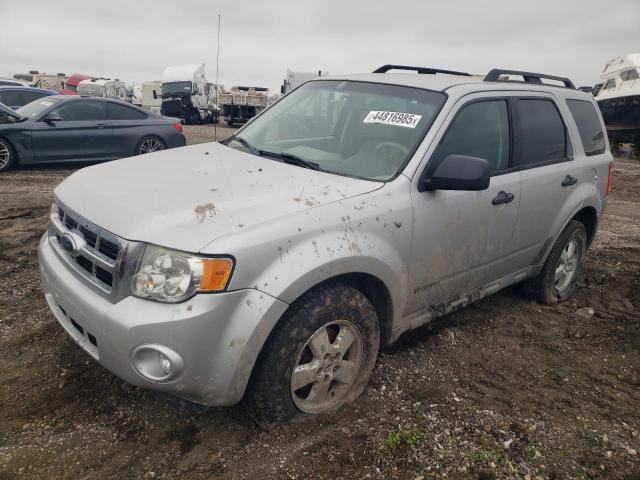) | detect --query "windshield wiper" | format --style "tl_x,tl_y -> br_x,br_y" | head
226,135 -> 260,155
258,150 -> 322,171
